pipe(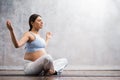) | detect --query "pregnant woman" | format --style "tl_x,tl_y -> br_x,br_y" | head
6,14 -> 68,75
